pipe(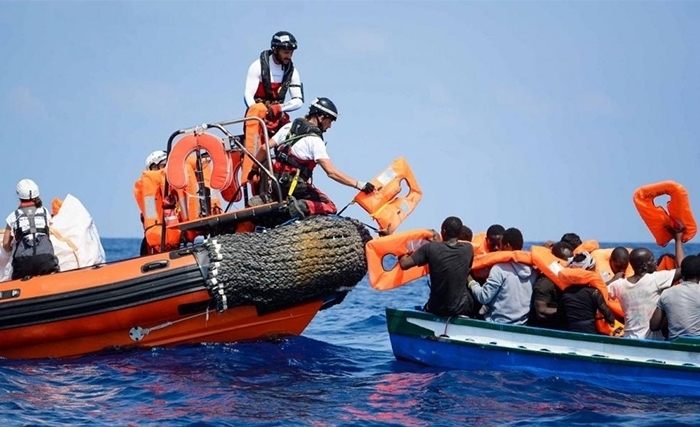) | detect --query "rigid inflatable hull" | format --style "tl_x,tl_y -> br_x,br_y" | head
387,308 -> 700,397
0,251 -> 322,359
